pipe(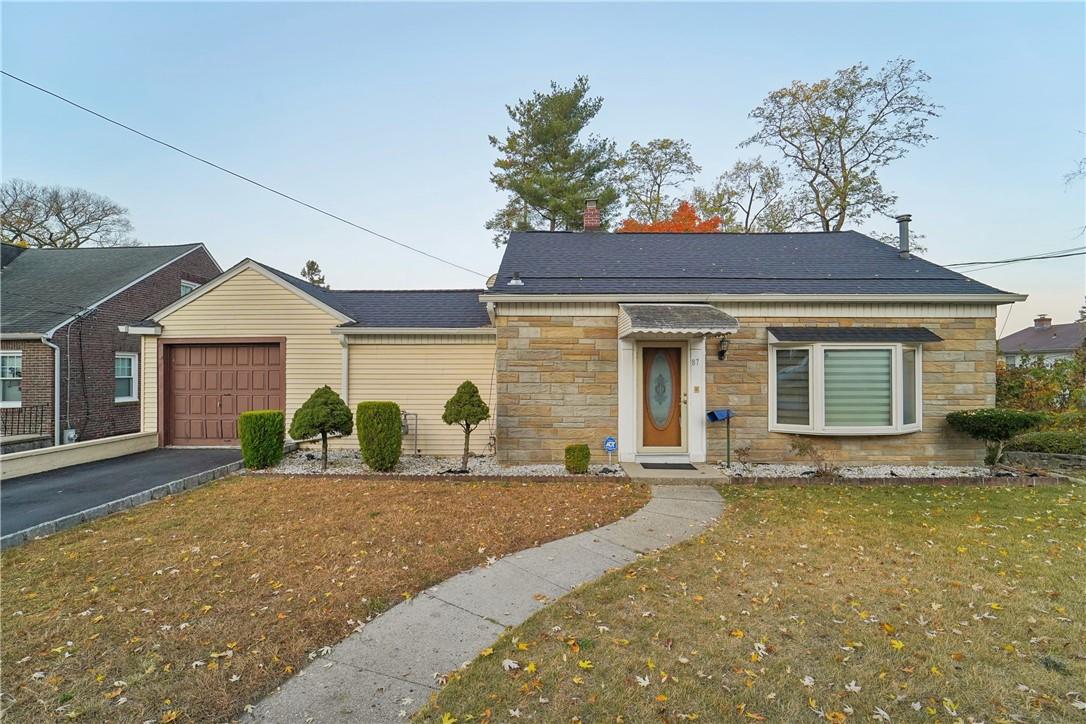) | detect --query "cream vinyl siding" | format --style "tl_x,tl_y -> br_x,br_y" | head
342,342 -> 496,455
141,268 -> 344,435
